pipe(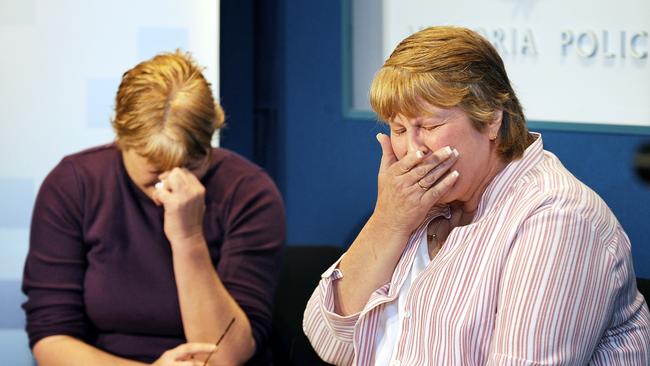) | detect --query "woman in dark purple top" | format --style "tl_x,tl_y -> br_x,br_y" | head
22,51 -> 285,366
